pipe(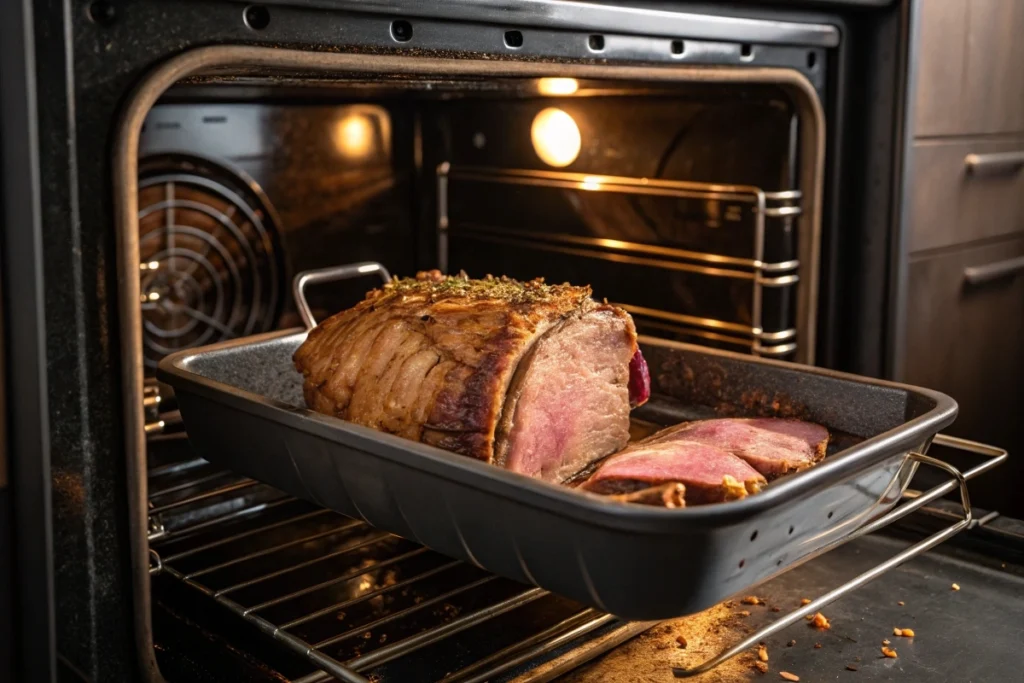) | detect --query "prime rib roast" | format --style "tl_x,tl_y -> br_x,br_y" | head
294,269 -> 830,504
583,418 -> 829,507
293,270 -> 651,482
